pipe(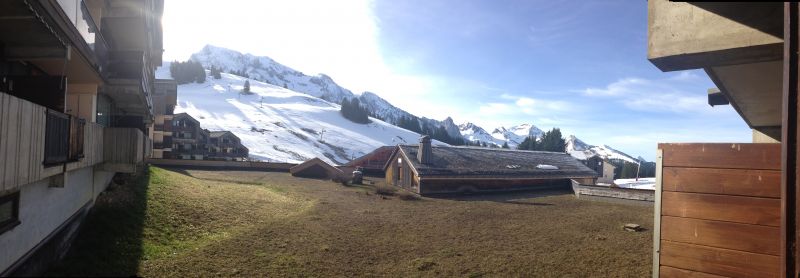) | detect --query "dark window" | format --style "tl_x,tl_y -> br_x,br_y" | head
0,192 -> 21,235
44,109 -> 70,165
